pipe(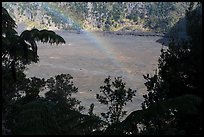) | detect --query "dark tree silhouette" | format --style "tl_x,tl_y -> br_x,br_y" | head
2,7 -> 105,135
45,74 -> 84,112
97,3 -> 202,135
2,6 -> 65,134
117,3 -> 202,135
96,76 -> 137,125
